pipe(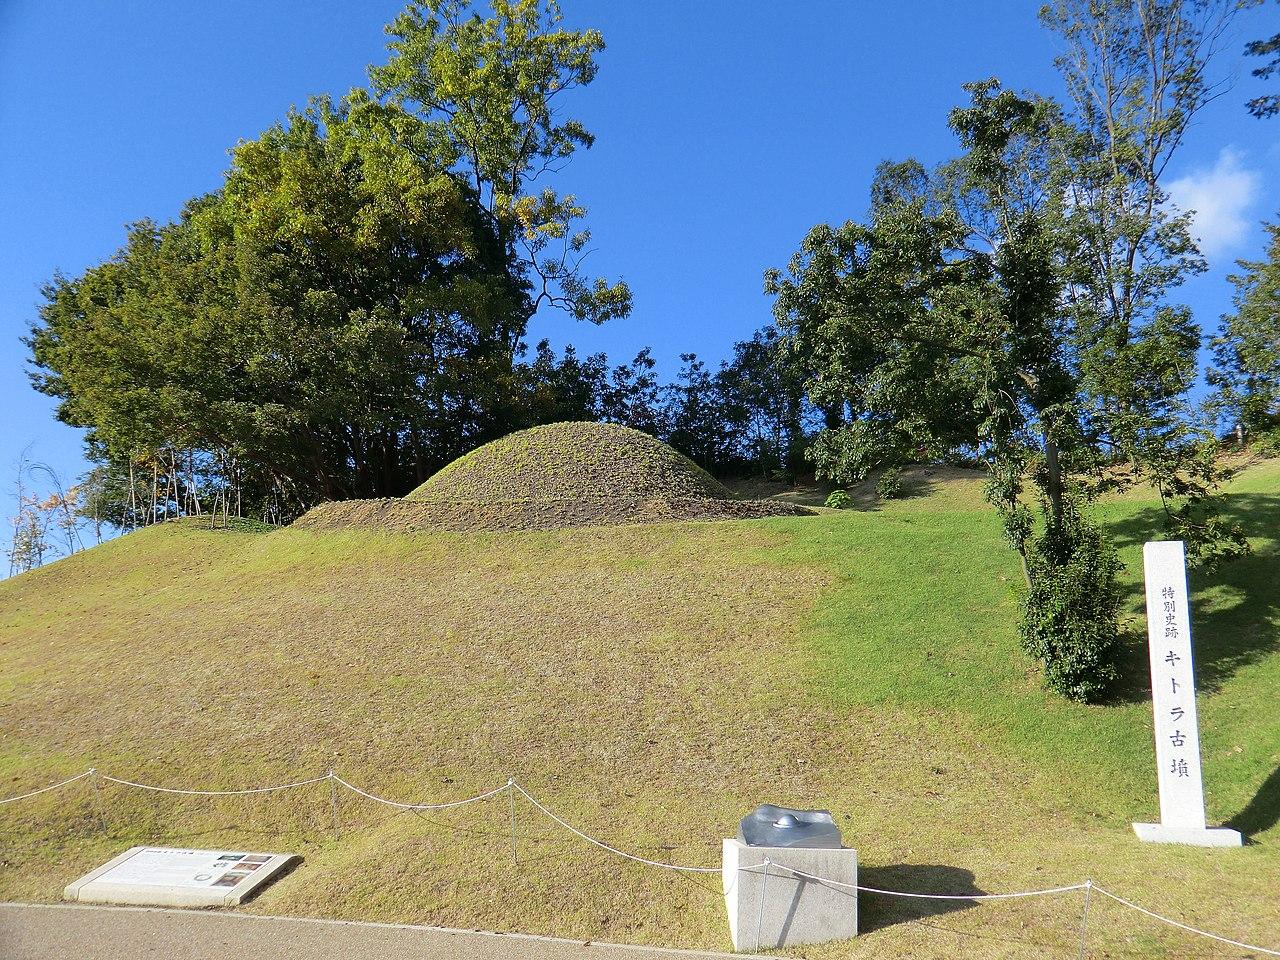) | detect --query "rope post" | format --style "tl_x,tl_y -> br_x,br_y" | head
1077,879 -> 1093,960
507,779 -> 518,864
755,859 -> 772,952
328,770 -> 341,841
88,768 -> 107,833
